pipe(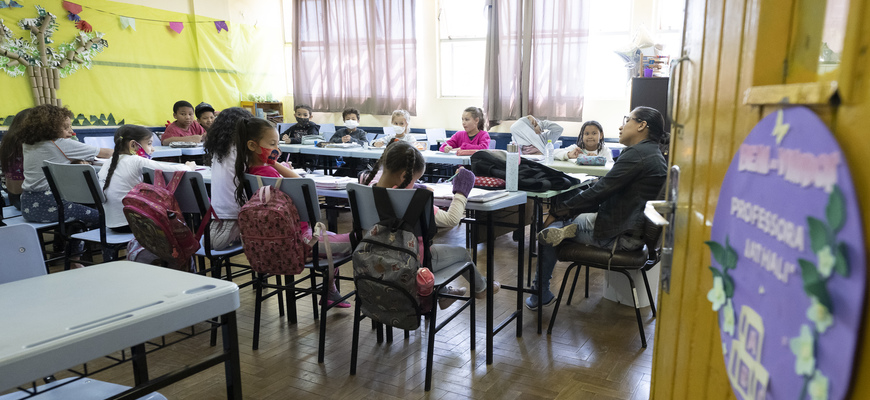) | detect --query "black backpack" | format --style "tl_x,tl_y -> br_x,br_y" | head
470,150 -> 583,192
